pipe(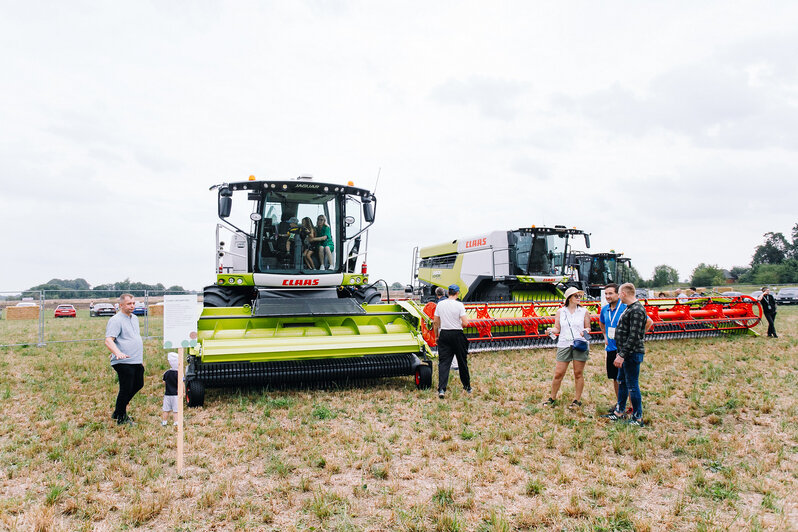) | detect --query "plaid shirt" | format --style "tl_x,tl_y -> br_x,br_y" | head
615,300 -> 647,358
